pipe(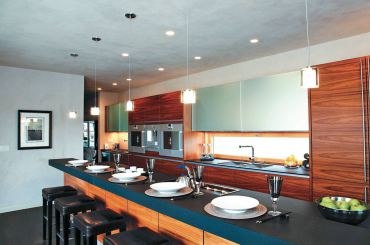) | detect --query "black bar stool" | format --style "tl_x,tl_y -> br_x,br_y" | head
103,227 -> 171,245
54,194 -> 97,245
42,186 -> 77,245
73,209 -> 126,245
